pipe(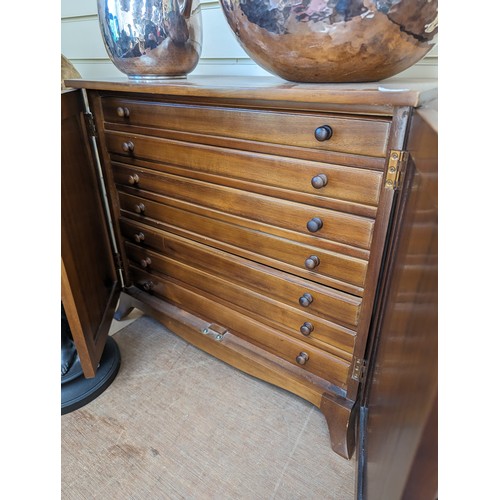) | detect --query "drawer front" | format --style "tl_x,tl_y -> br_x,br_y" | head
120,218 -> 362,328
130,266 -> 351,387
118,192 -> 368,292
105,131 -> 383,209
112,164 -> 375,250
125,243 -> 356,357
102,97 -> 391,158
